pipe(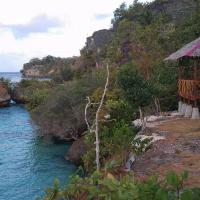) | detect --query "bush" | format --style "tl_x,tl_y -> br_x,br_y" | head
31,72 -> 105,139
40,170 -> 200,200
14,79 -> 54,108
26,89 -> 49,111
83,121 -> 136,173
106,99 -> 134,123
117,64 -> 152,108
